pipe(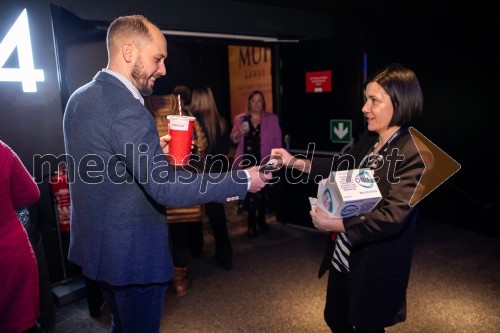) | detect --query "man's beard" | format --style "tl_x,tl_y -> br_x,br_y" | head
131,56 -> 153,96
